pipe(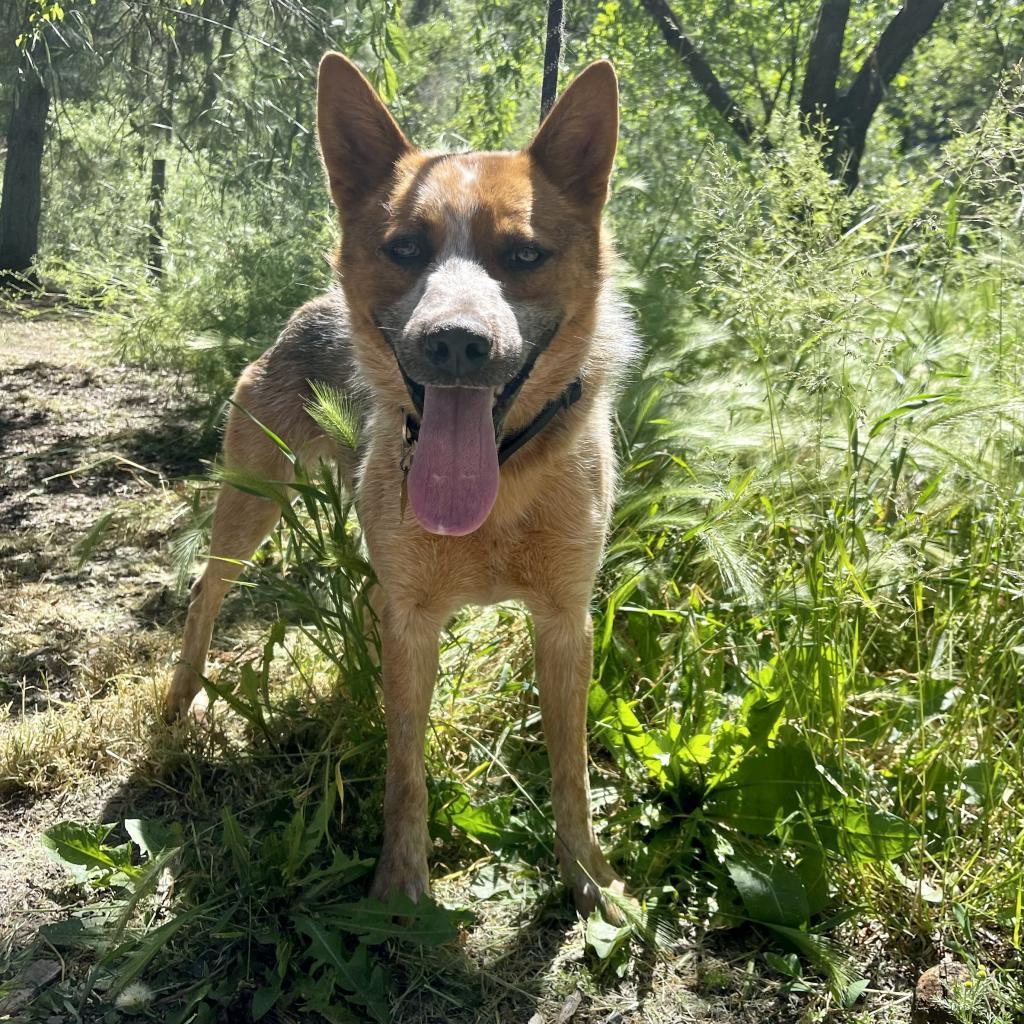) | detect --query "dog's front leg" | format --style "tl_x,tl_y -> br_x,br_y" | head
532,604 -> 625,917
369,598 -> 441,904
